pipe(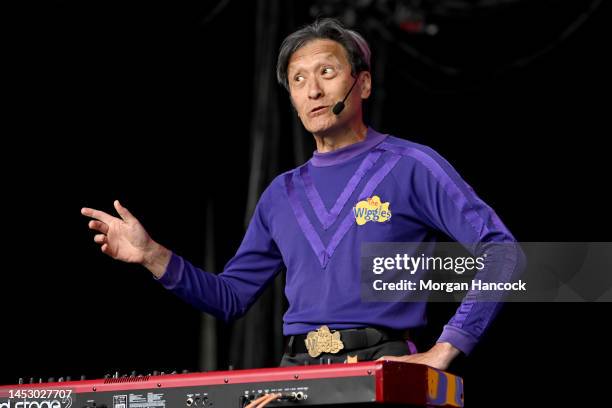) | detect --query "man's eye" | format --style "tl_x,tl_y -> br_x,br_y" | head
294,75 -> 304,82
322,67 -> 334,75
